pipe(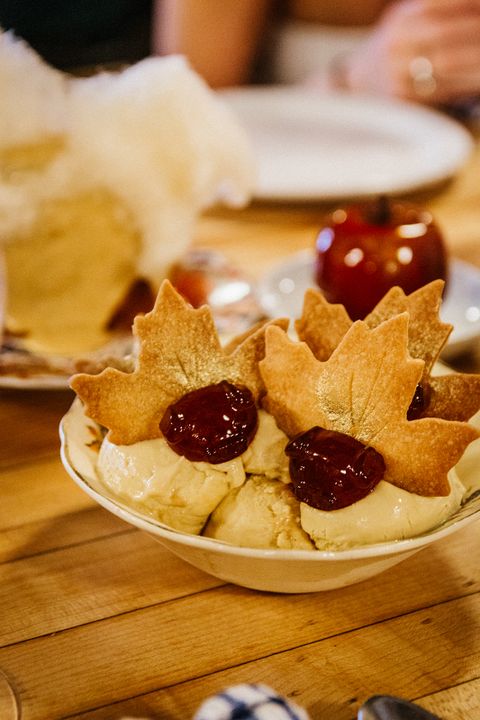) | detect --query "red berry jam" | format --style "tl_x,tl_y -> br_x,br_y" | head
285,427 -> 385,511
160,381 -> 258,464
407,383 -> 430,420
